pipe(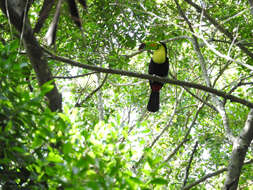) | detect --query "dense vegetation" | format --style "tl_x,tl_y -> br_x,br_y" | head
0,0 -> 253,189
